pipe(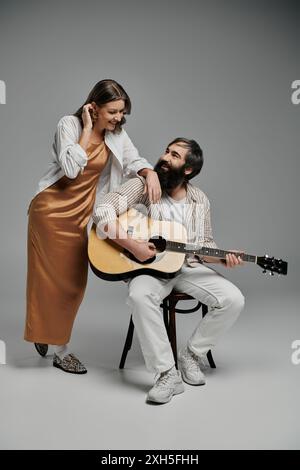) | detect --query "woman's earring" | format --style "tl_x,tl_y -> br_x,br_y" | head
92,110 -> 98,123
